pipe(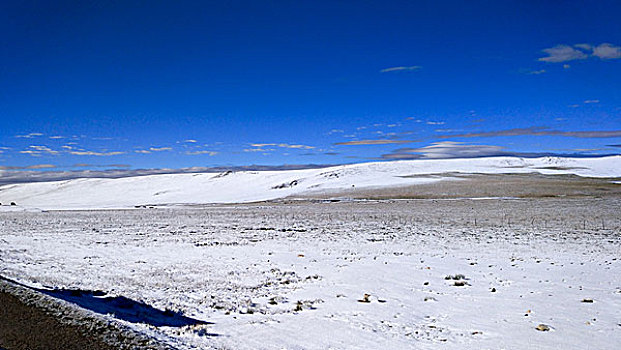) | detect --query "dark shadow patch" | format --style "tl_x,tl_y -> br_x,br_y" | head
36,288 -> 211,328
